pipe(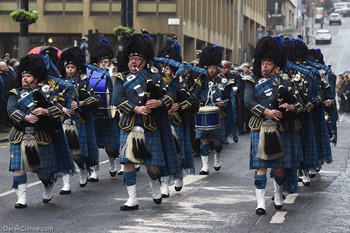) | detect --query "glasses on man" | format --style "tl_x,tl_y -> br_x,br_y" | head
129,56 -> 144,62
